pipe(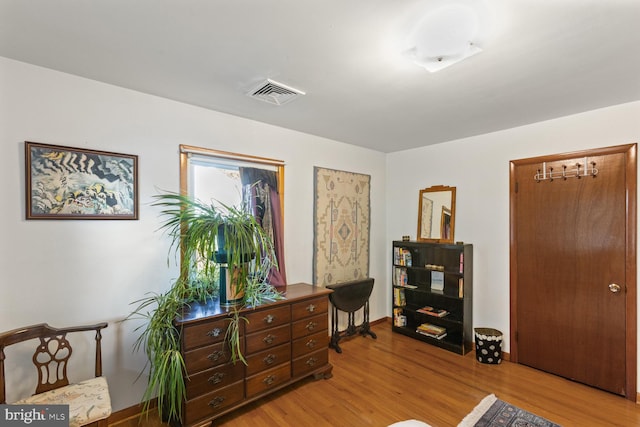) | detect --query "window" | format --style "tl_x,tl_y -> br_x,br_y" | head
179,145 -> 287,286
